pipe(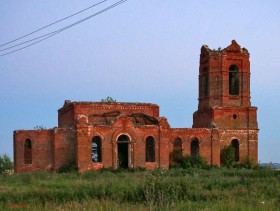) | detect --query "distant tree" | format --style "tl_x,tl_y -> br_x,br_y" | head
101,96 -> 116,103
0,154 -> 13,173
